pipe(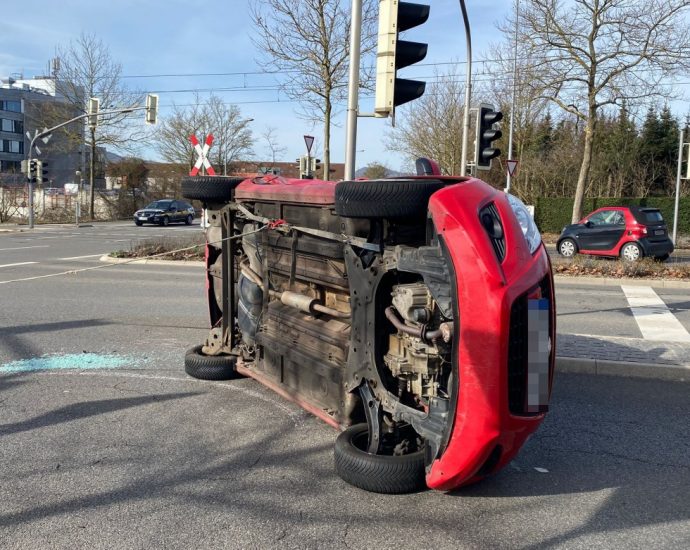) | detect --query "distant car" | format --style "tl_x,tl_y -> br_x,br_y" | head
134,199 -> 195,226
557,206 -> 674,261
